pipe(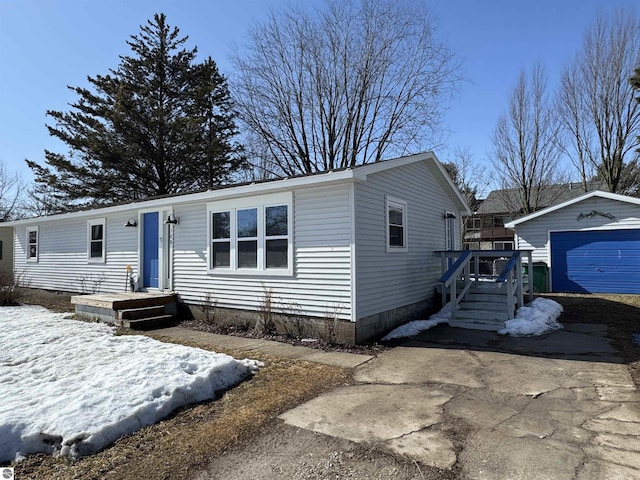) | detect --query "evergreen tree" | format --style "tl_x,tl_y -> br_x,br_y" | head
27,14 -> 244,208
